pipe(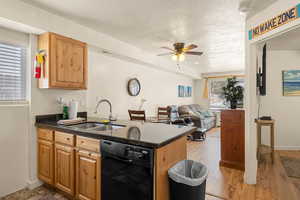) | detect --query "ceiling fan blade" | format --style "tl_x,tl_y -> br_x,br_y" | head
183,44 -> 198,52
185,51 -> 203,56
157,52 -> 174,56
161,46 -> 175,51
